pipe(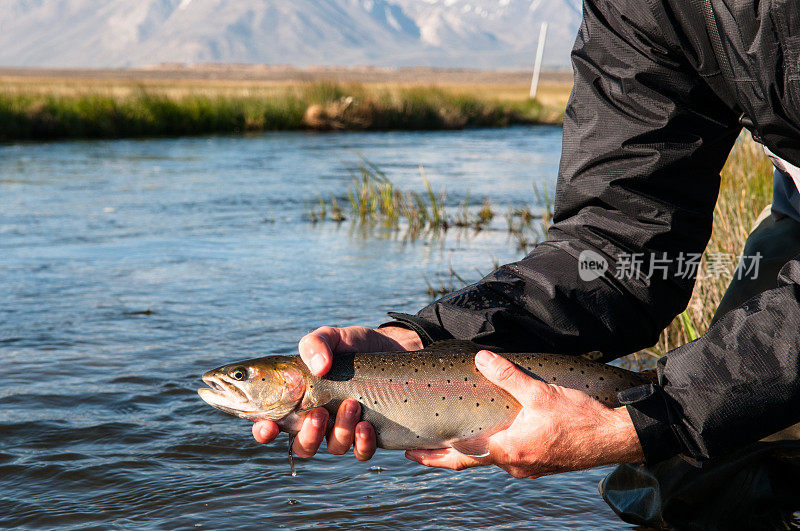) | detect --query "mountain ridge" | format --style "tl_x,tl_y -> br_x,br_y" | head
0,0 -> 582,69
